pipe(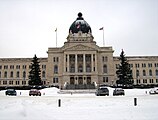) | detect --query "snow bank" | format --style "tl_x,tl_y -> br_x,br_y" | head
0,87 -> 158,120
